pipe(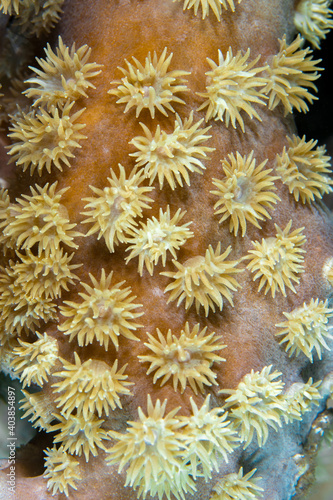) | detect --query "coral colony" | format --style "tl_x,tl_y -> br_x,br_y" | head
1,0 -> 333,499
